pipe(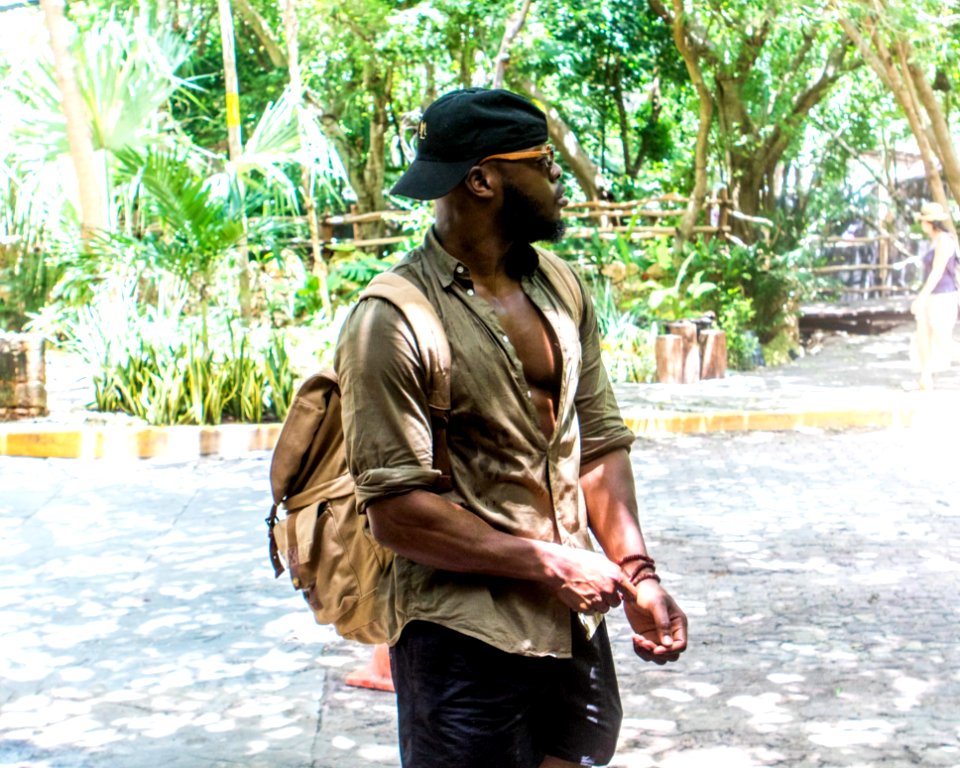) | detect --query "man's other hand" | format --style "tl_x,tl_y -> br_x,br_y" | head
623,582 -> 688,664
